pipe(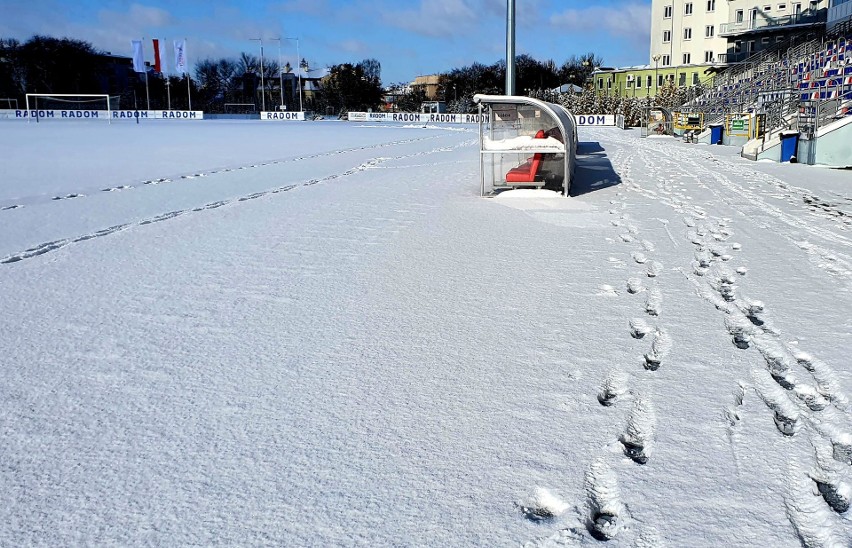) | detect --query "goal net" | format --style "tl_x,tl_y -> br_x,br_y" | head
24,94 -> 120,121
